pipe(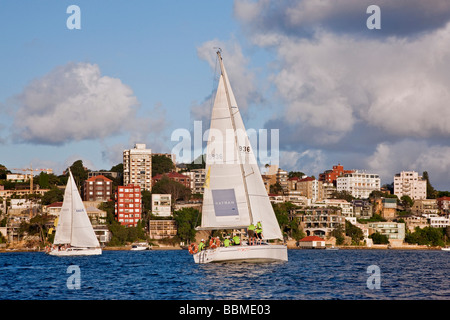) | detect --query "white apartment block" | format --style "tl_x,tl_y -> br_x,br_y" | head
123,143 -> 152,191
336,170 -> 380,199
151,194 -> 172,217
393,171 -> 426,200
